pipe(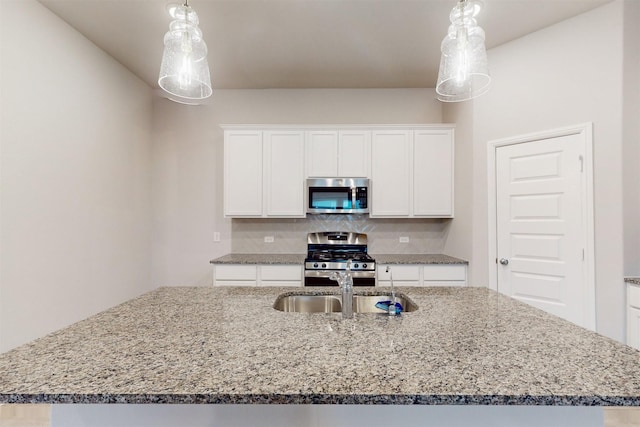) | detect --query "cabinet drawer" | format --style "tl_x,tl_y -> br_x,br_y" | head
423,265 -> 466,281
378,265 -> 420,281
215,265 -> 257,281
261,265 -> 302,281
629,284 -> 640,309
